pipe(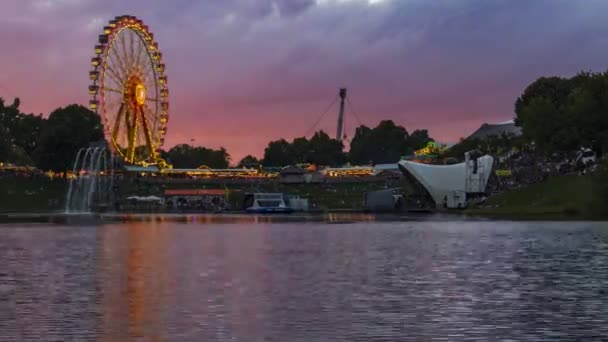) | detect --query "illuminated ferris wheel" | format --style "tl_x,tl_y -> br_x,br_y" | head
88,15 -> 169,166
